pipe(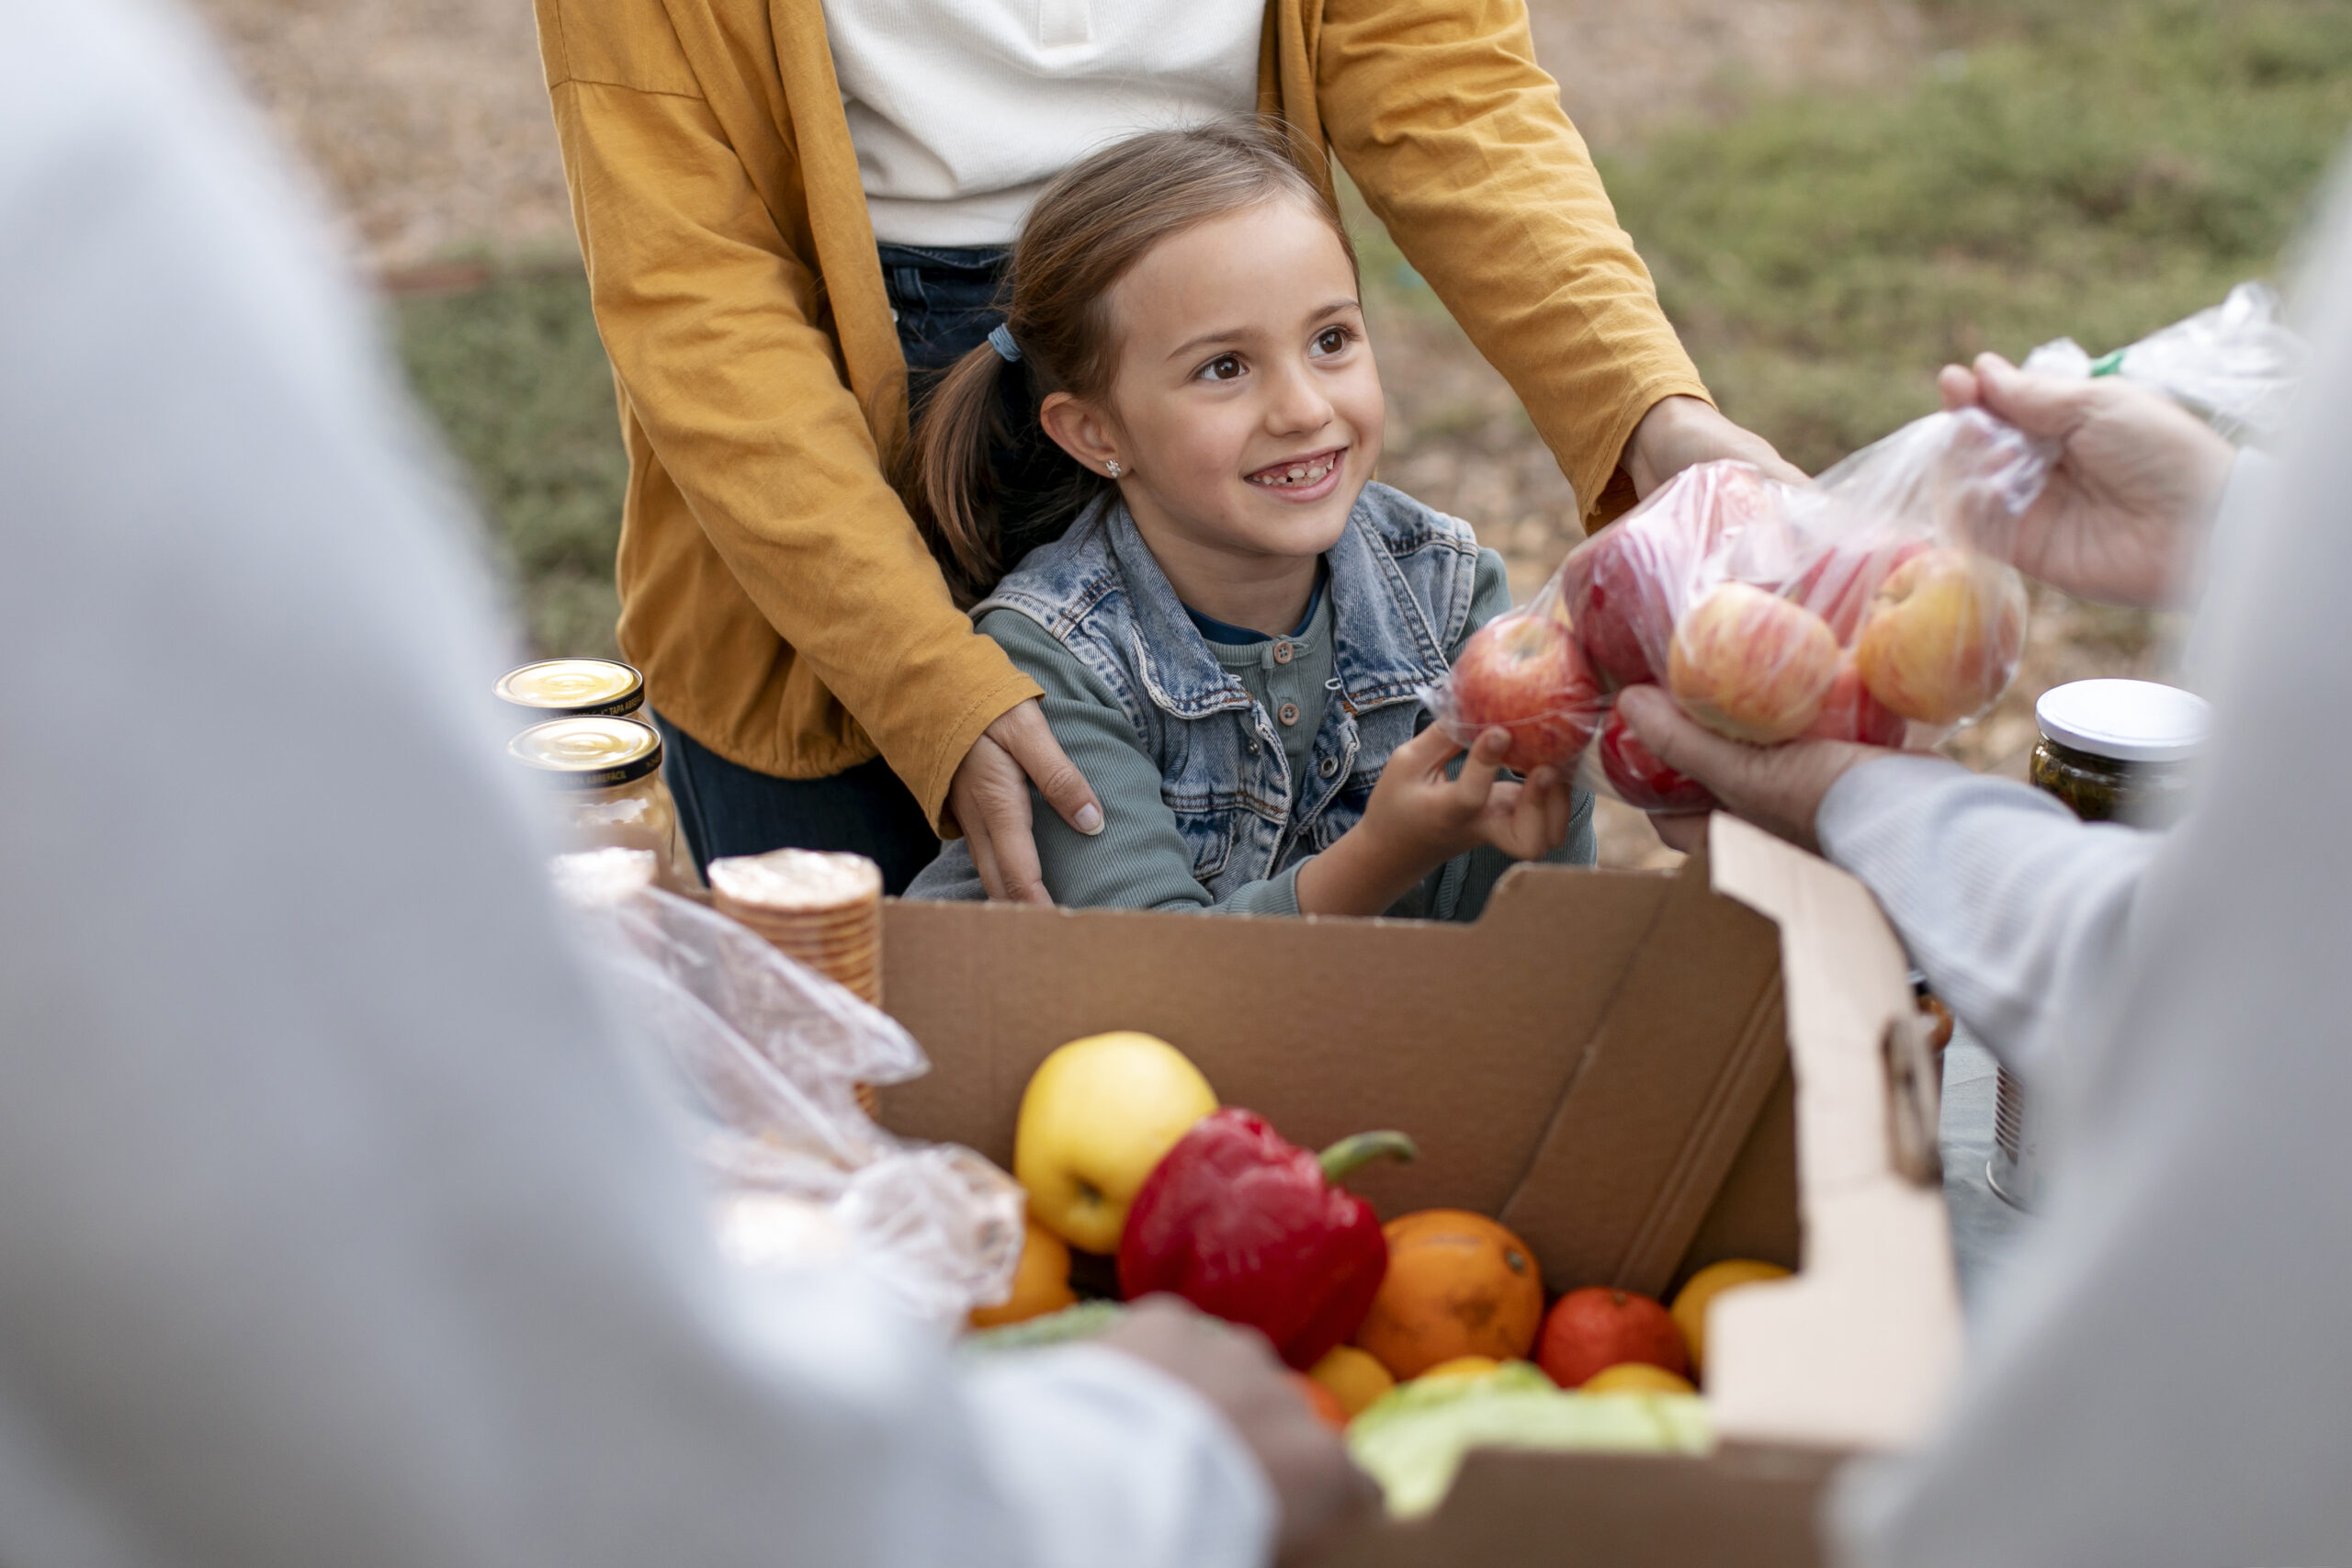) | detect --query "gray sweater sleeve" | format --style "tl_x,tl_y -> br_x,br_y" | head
1815,752 -> 2160,1081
